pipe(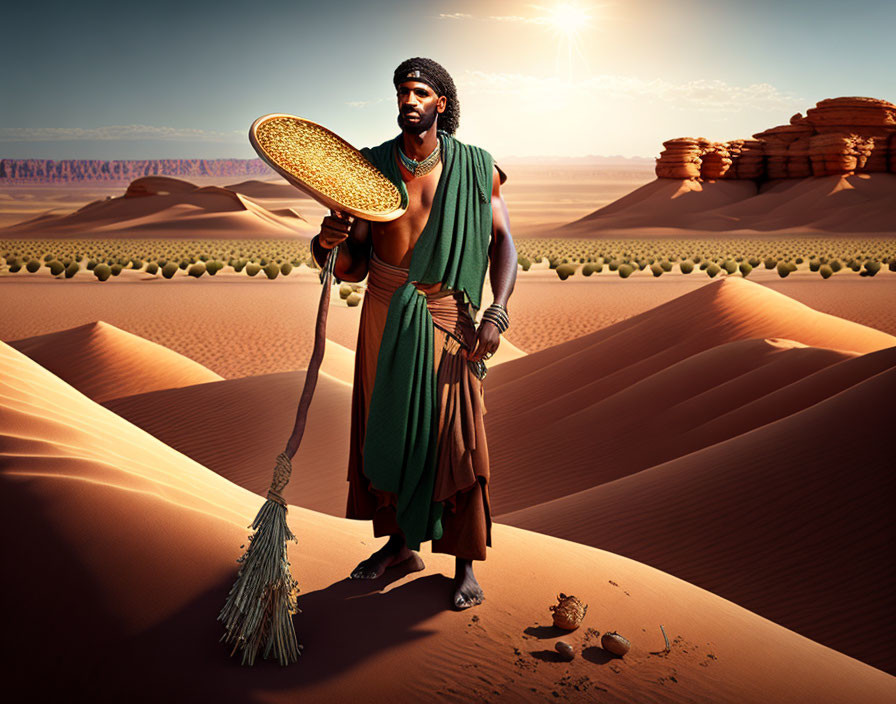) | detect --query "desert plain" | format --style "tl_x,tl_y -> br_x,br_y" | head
1,148 -> 895,704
